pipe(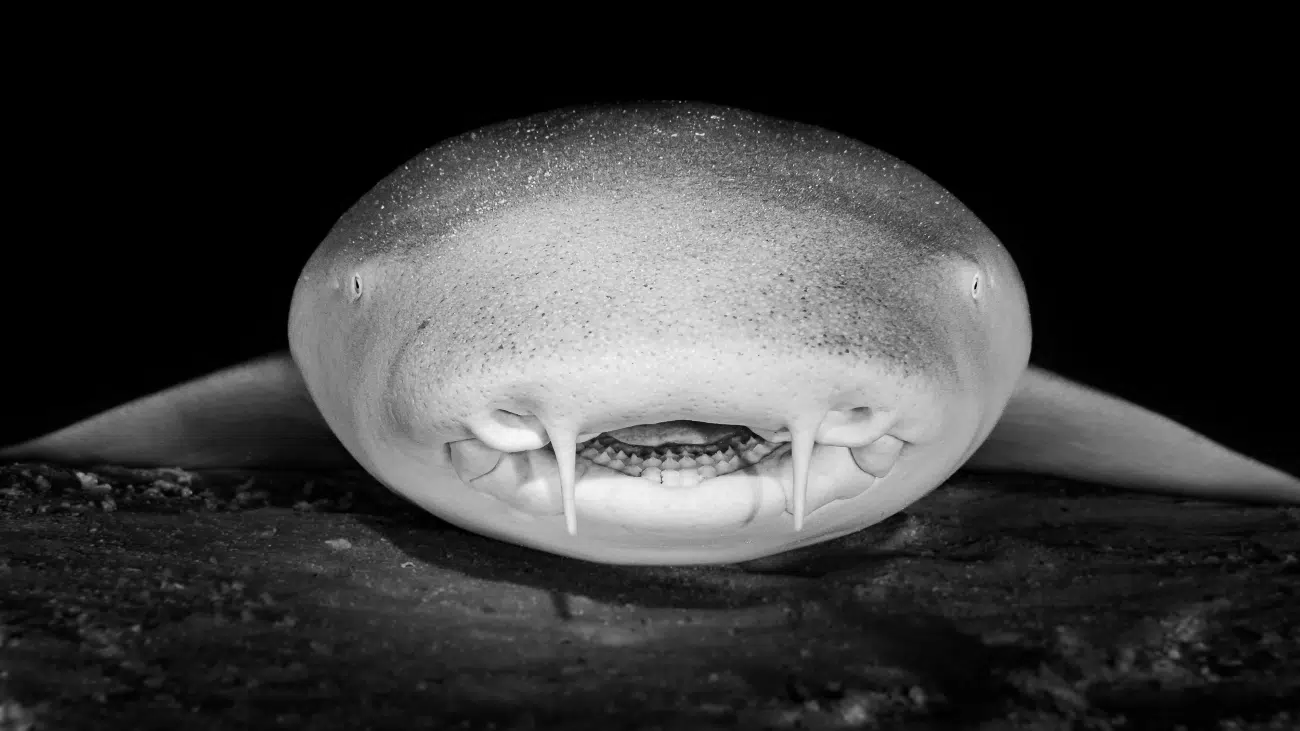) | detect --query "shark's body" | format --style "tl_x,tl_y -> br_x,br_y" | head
4,102 -> 1297,564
